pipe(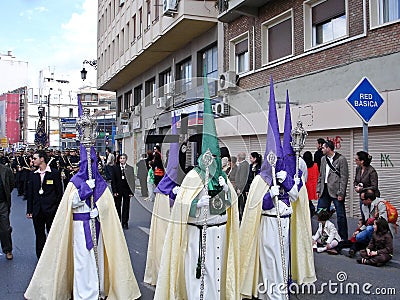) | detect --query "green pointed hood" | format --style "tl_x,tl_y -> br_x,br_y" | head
195,65 -> 226,196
